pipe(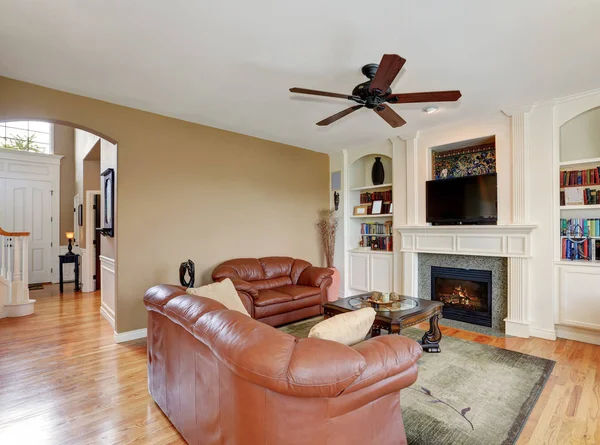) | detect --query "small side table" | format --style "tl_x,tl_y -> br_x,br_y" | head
58,254 -> 81,293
